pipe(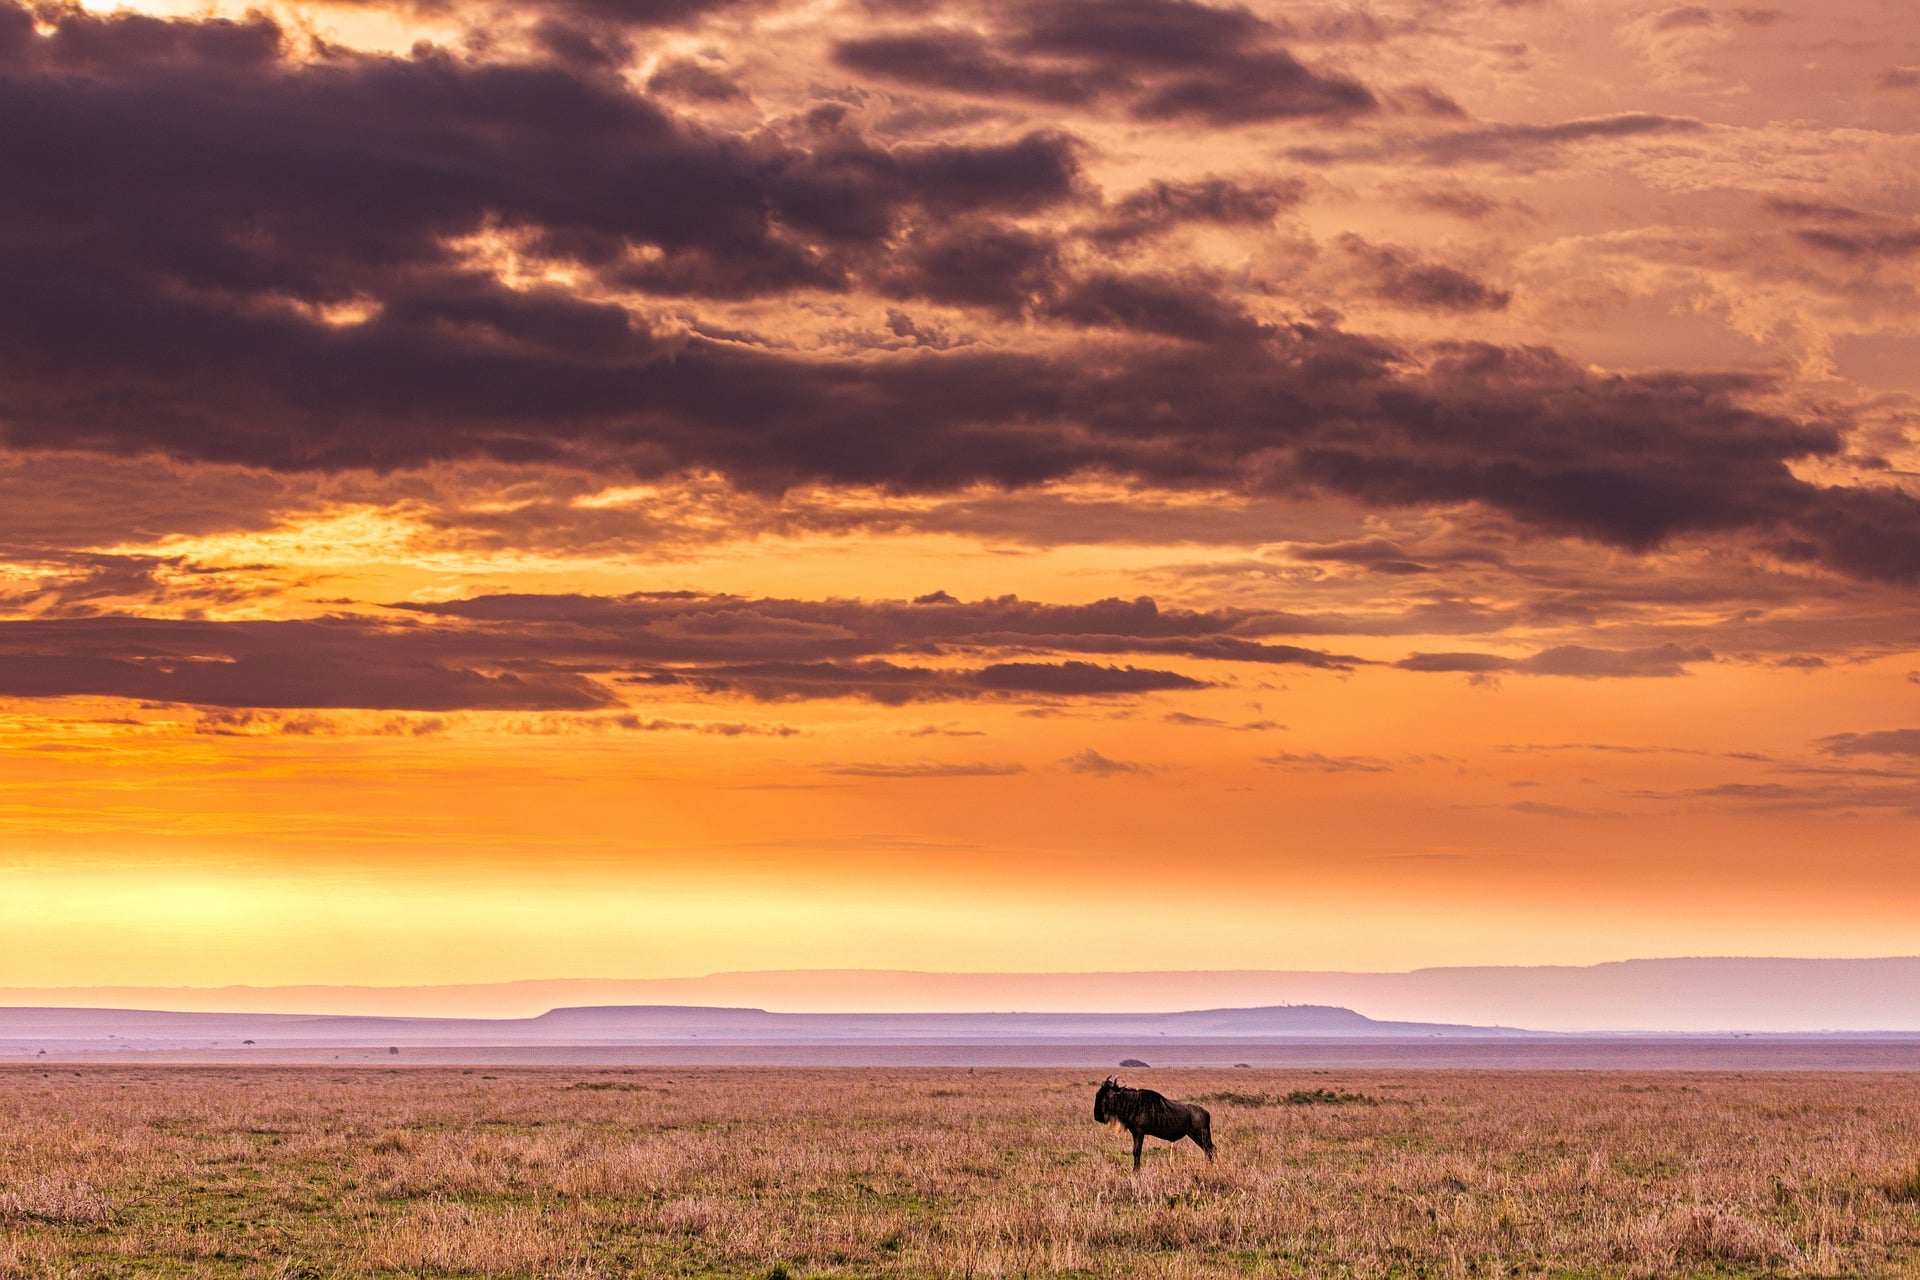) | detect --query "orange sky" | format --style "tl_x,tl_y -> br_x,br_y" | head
0,0 -> 1917,989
